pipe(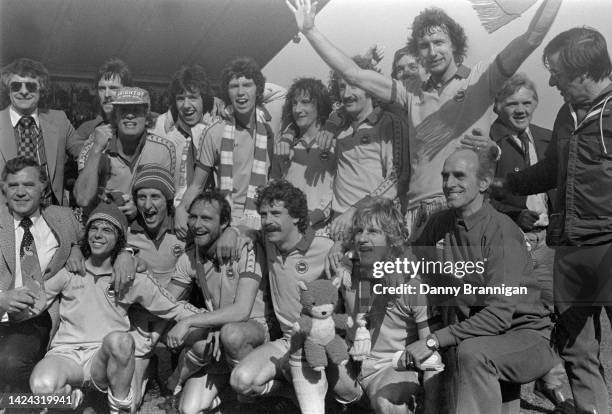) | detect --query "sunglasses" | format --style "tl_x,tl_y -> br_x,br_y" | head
10,81 -> 39,93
